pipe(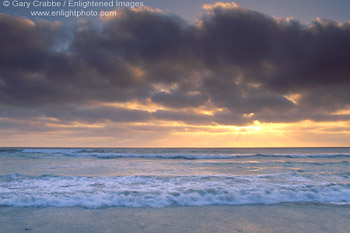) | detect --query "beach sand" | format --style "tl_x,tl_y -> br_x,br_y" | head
0,204 -> 349,233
